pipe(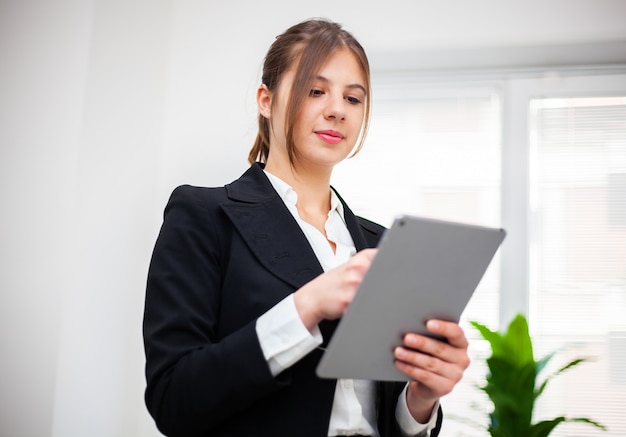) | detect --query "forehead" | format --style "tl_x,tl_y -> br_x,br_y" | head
316,48 -> 367,87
